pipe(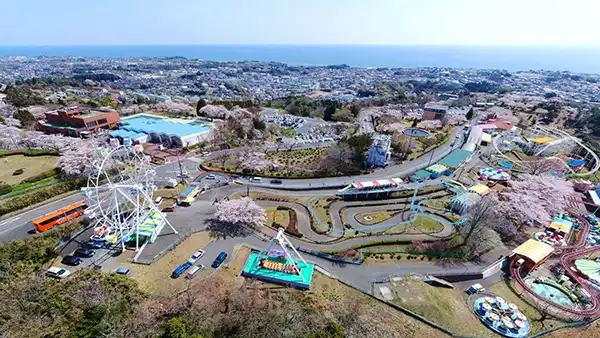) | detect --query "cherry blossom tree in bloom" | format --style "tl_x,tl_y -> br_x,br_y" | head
419,120 -> 443,130
57,138 -> 104,177
156,101 -> 193,114
0,125 -> 23,149
238,151 -> 272,171
199,105 -> 230,119
490,174 -> 574,228
214,197 -> 266,227
383,123 -> 407,134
